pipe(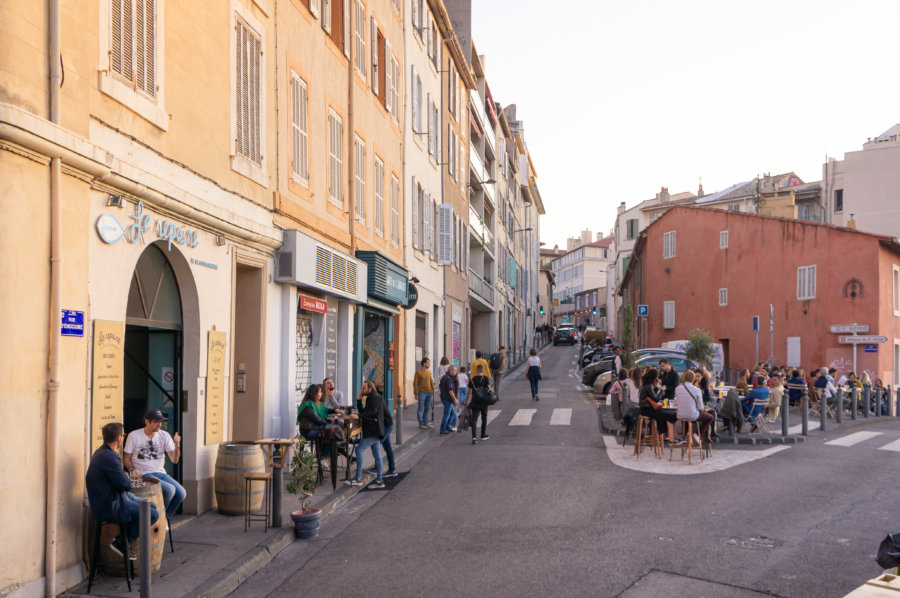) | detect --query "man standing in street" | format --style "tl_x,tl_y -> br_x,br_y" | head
86,422 -> 159,559
659,358 -> 679,402
614,346 -> 623,374
489,347 -> 506,399
439,365 -> 459,434
414,358 -> 435,429
124,409 -> 185,522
